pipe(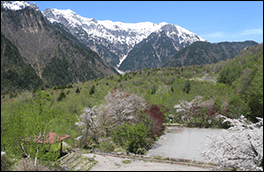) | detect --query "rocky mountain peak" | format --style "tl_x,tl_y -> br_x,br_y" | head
1,1 -> 40,11
42,7 -> 206,69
